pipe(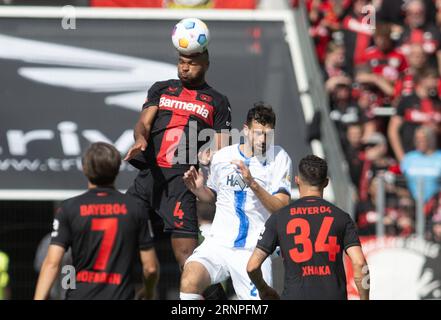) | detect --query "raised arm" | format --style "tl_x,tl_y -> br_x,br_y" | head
231,160 -> 290,214
183,166 -> 216,203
